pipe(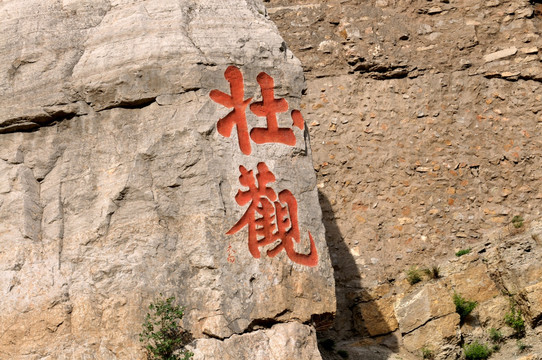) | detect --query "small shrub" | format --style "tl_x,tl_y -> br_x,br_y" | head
492,344 -> 500,352
423,266 -> 441,279
511,215 -> 524,229
505,304 -> 525,337
421,346 -> 434,359
139,294 -> 193,360
406,266 -> 423,285
319,338 -> 335,351
488,327 -> 503,343
453,292 -> 477,322
463,341 -> 492,360
337,349 -> 349,359
516,340 -> 530,353
455,248 -> 471,257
